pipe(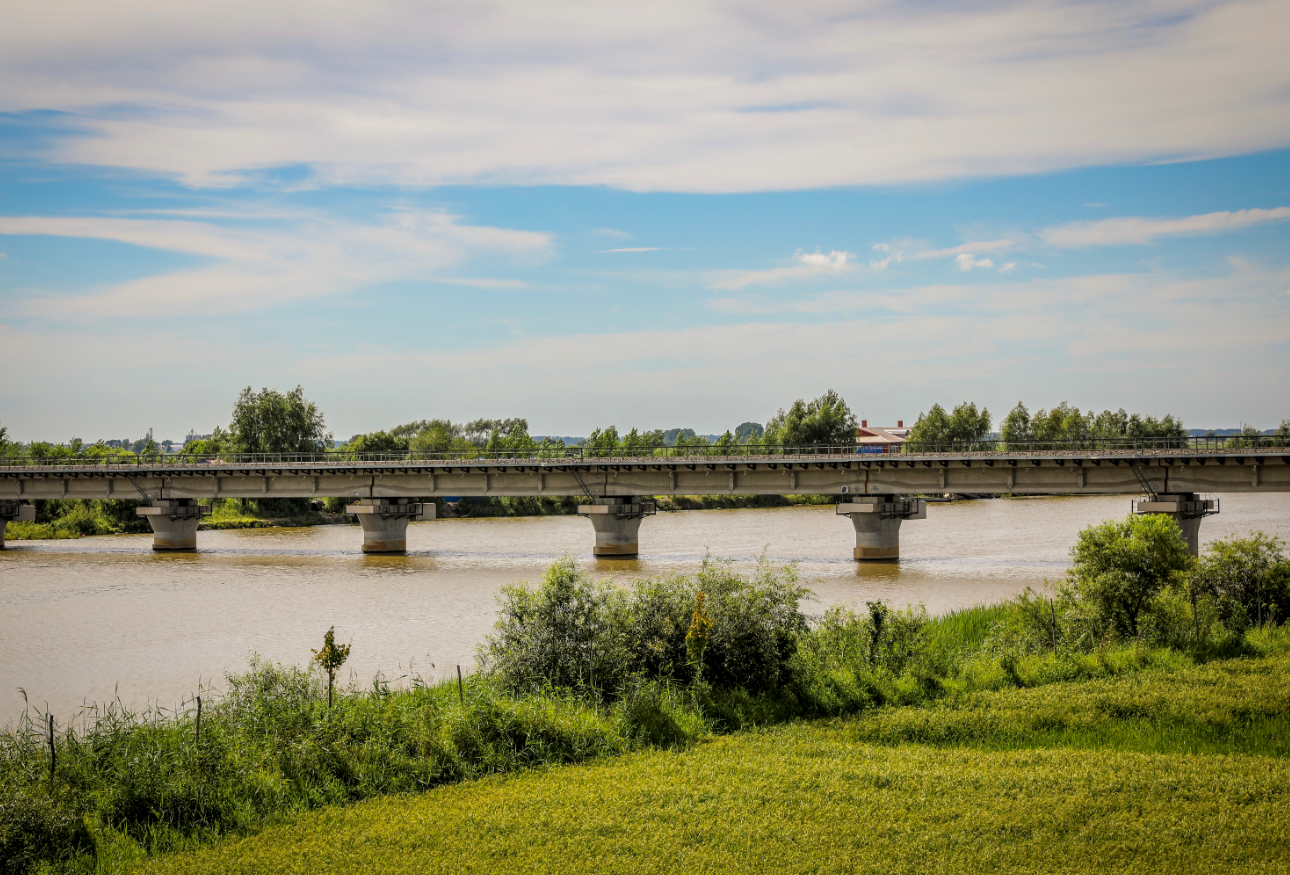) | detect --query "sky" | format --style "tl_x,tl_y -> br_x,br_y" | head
1,0 -> 1289,442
